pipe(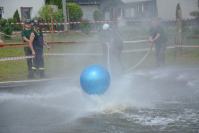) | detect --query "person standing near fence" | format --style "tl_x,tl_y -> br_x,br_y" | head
29,20 -> 49,78
149,18 -> 168,67
21,19 -> 35,79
